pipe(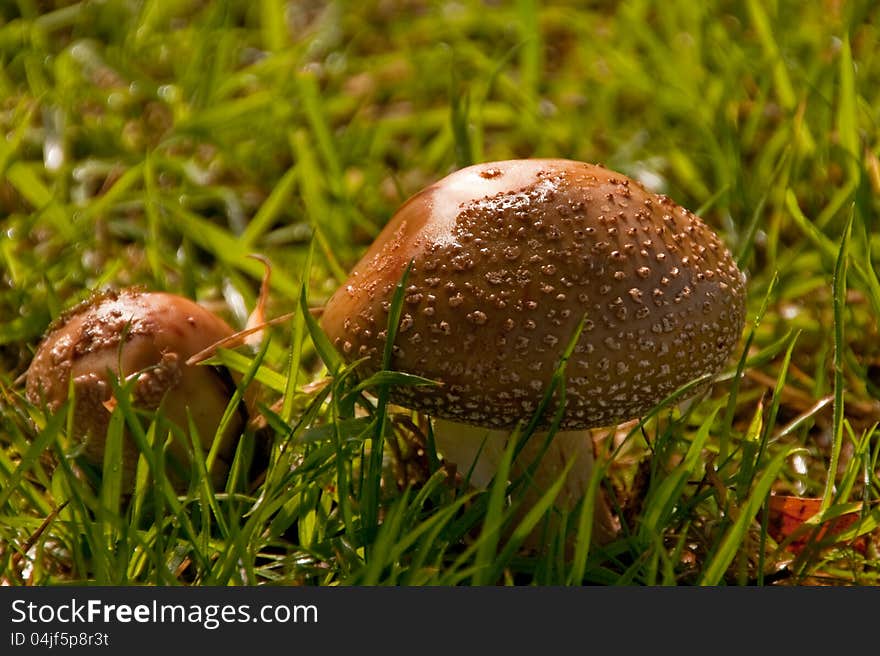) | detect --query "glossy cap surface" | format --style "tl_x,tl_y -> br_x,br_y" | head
26,288 -> 244,484
321,159 -> 747,429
